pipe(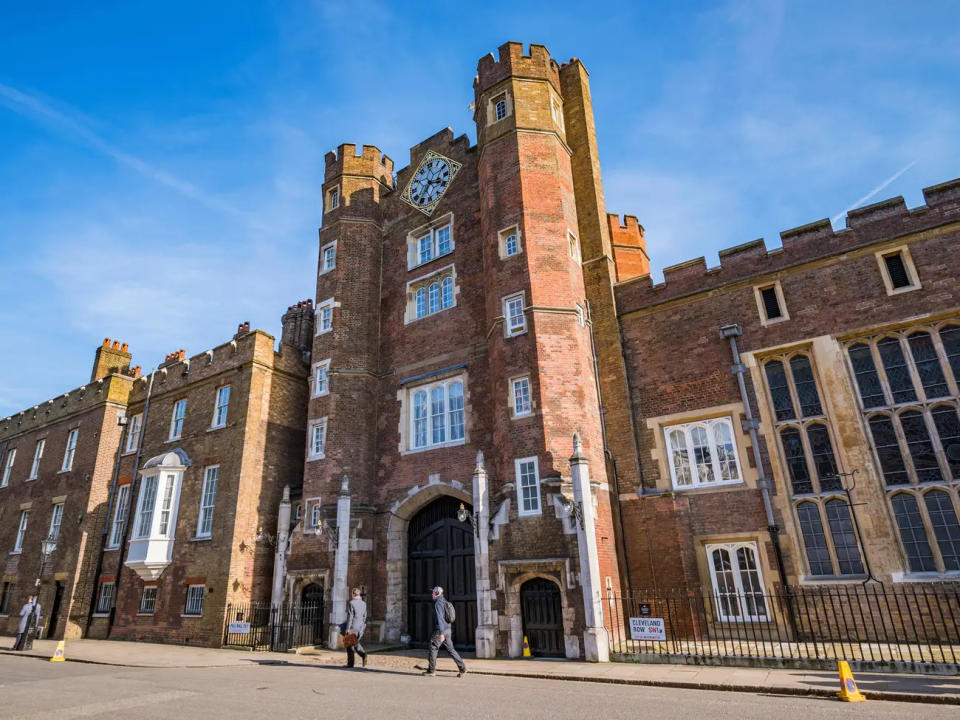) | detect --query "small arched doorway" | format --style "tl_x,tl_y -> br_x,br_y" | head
520,578 -> 564,657
407,496 -> 476,648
